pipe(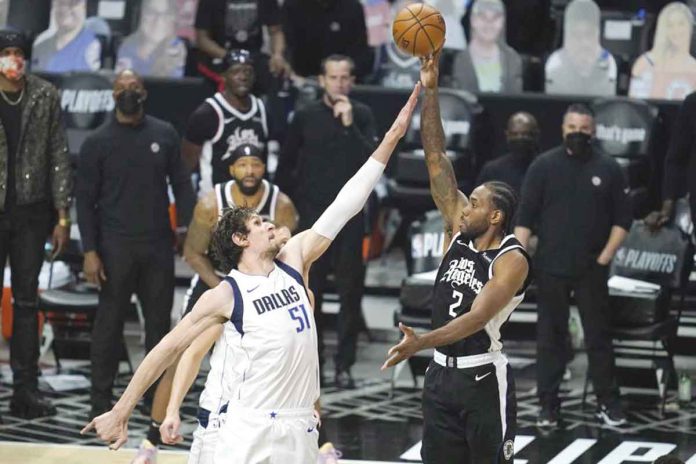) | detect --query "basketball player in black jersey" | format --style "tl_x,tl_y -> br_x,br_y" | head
383,51 -> 531,463
182,49 -> 271,195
